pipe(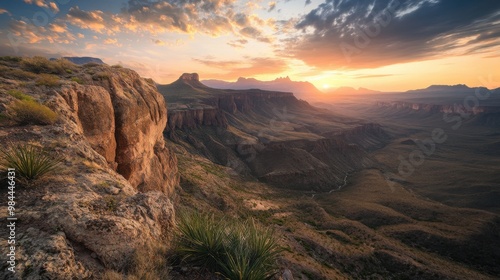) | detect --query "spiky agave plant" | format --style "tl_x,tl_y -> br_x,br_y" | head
0,143 -> 63,183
